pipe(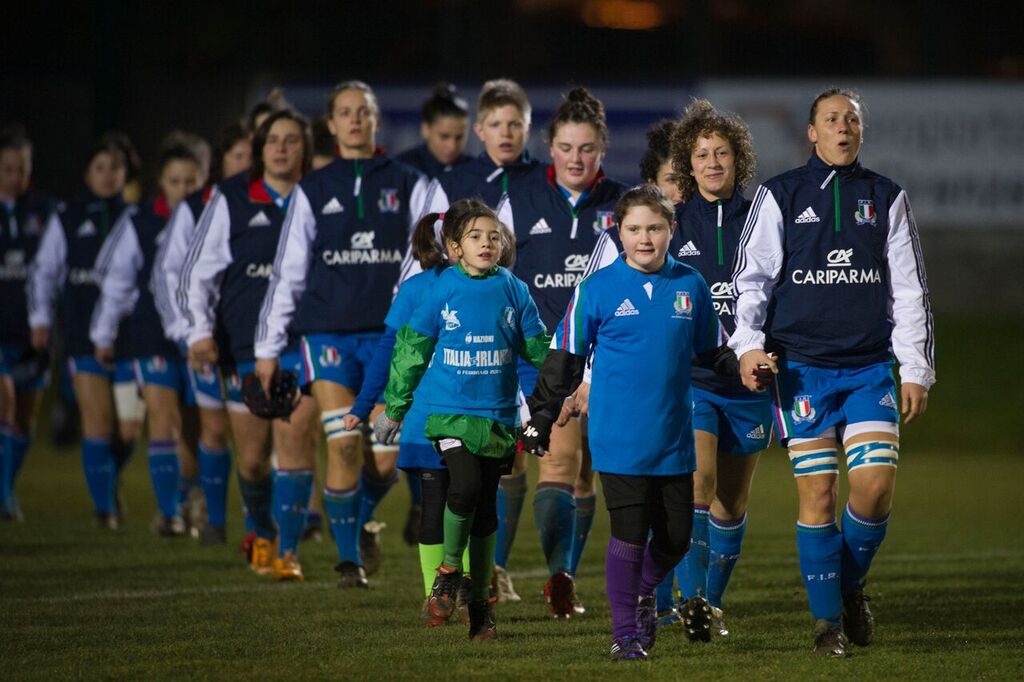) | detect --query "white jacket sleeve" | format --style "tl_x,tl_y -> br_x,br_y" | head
729,185 -> 785,358
27,212 -> 68,329
179,192 -> 233,346
90,211 -> 142,348
583,229 -> 619,278
397,177 -> 447,287
254,184 -> 315,359
152,198 -> 197,341
885,190 -> 936,388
